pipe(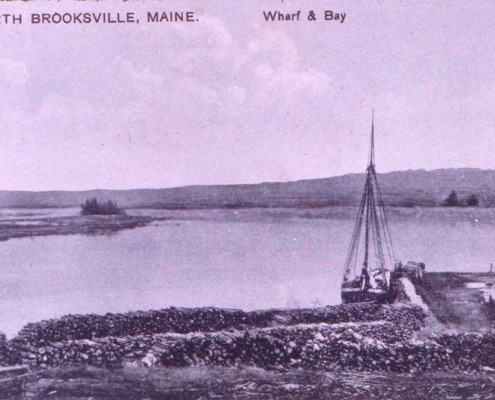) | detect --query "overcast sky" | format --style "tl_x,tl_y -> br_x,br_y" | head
0,0 -> 493,190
